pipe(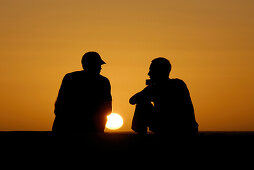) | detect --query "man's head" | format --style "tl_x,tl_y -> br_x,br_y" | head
148,57 -> 171,81
81,52 -> 106,74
